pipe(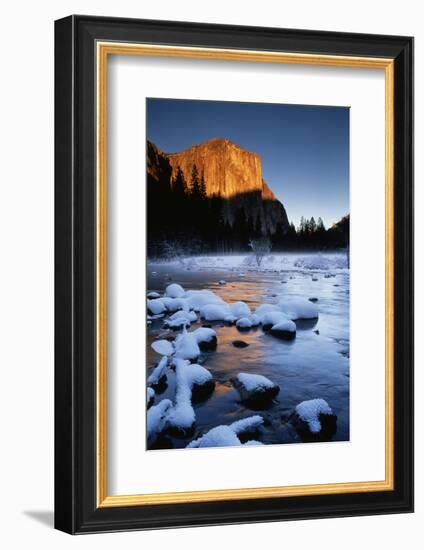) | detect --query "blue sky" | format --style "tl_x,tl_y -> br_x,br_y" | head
146,98 -> 349,228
